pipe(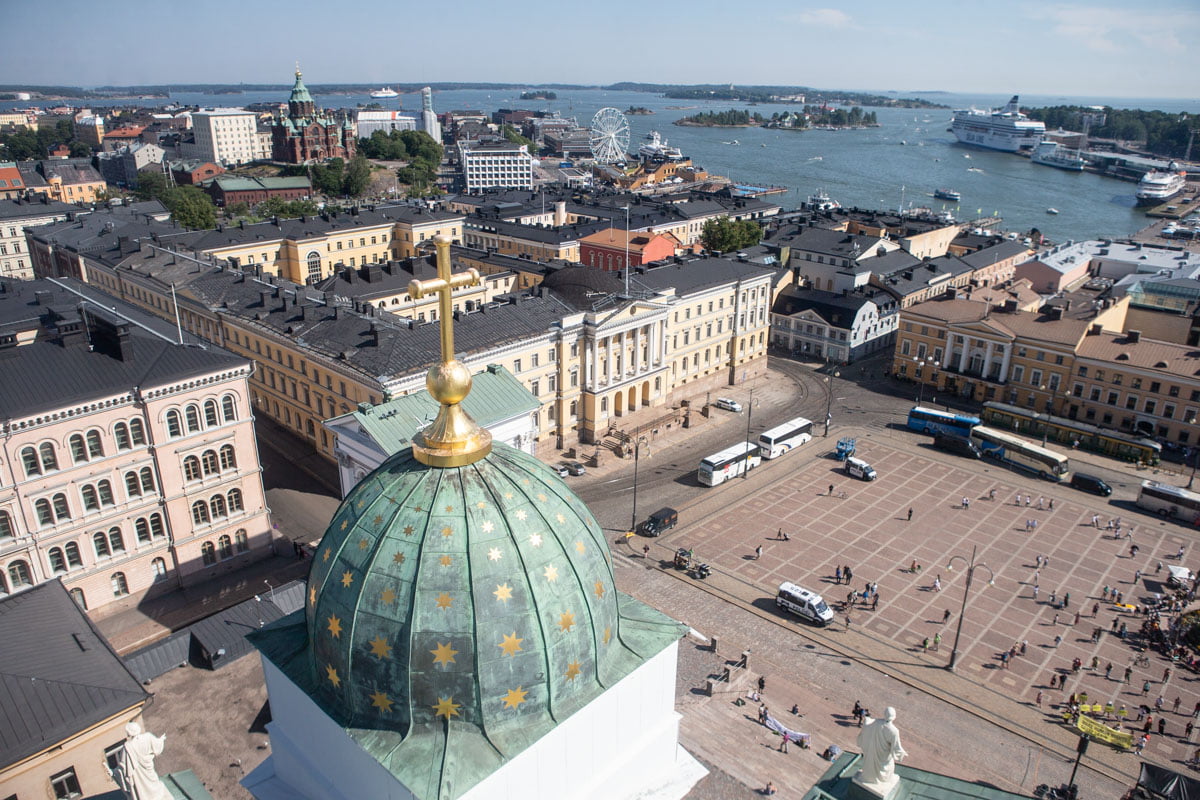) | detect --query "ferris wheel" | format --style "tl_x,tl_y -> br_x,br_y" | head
589,107 -> 630,164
